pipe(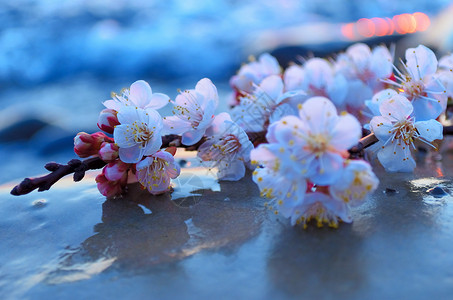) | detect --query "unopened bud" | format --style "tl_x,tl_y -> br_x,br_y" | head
103,160 -> 129,182
97,109 -> 120,134
99,142 -> 119,162
95,173 -> 124,197
74,132 -> 109,158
